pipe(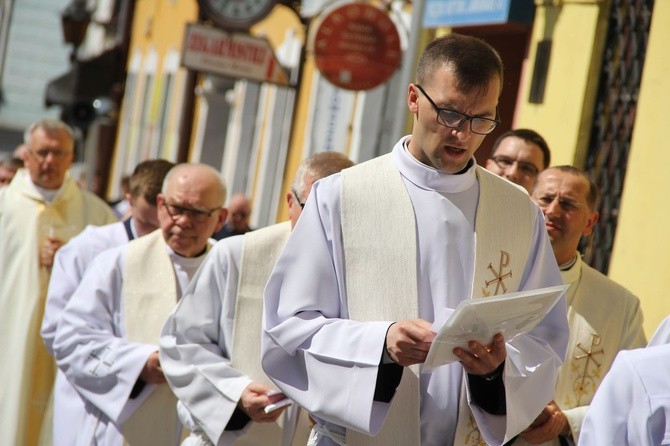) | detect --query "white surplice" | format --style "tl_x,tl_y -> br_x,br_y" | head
160,222 -> 309,446
262,138 -> 569,446
512,255 -> 647,446
41,220 -> 134,446
580,343 -> 670,445
52,236 -> 207,446
0,169 -> 117,446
